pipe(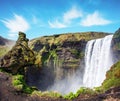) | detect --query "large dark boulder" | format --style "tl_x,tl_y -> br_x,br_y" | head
0,32 -> 35,74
